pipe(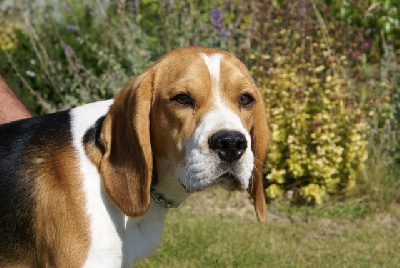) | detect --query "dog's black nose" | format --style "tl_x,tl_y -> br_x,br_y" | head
208,131 -> 247,163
